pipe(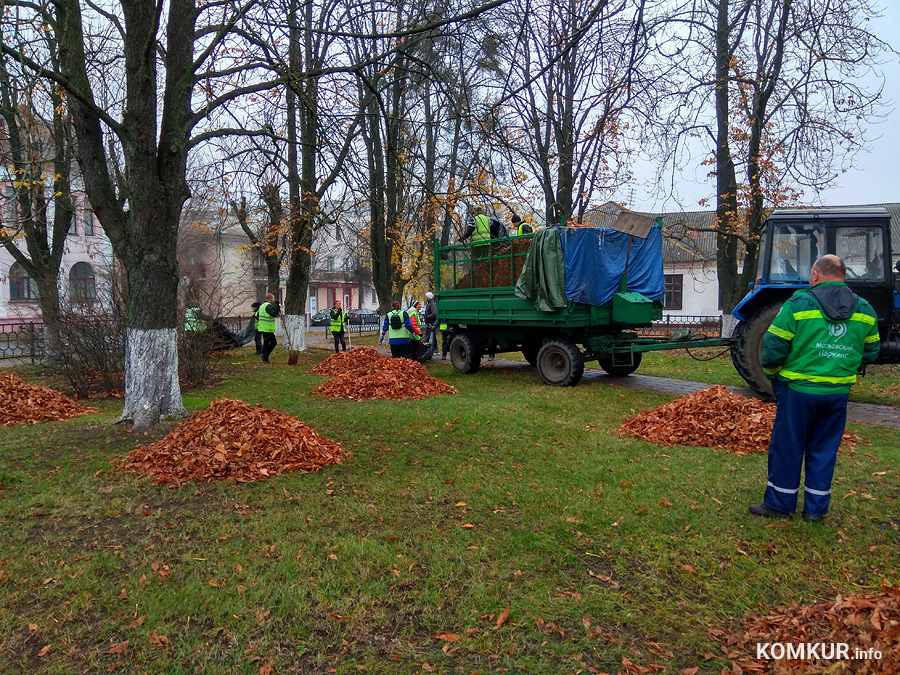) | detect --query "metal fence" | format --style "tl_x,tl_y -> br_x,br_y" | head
0,322 -> 45,363
637,315 -> 723,338
321,318 -> 381,335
